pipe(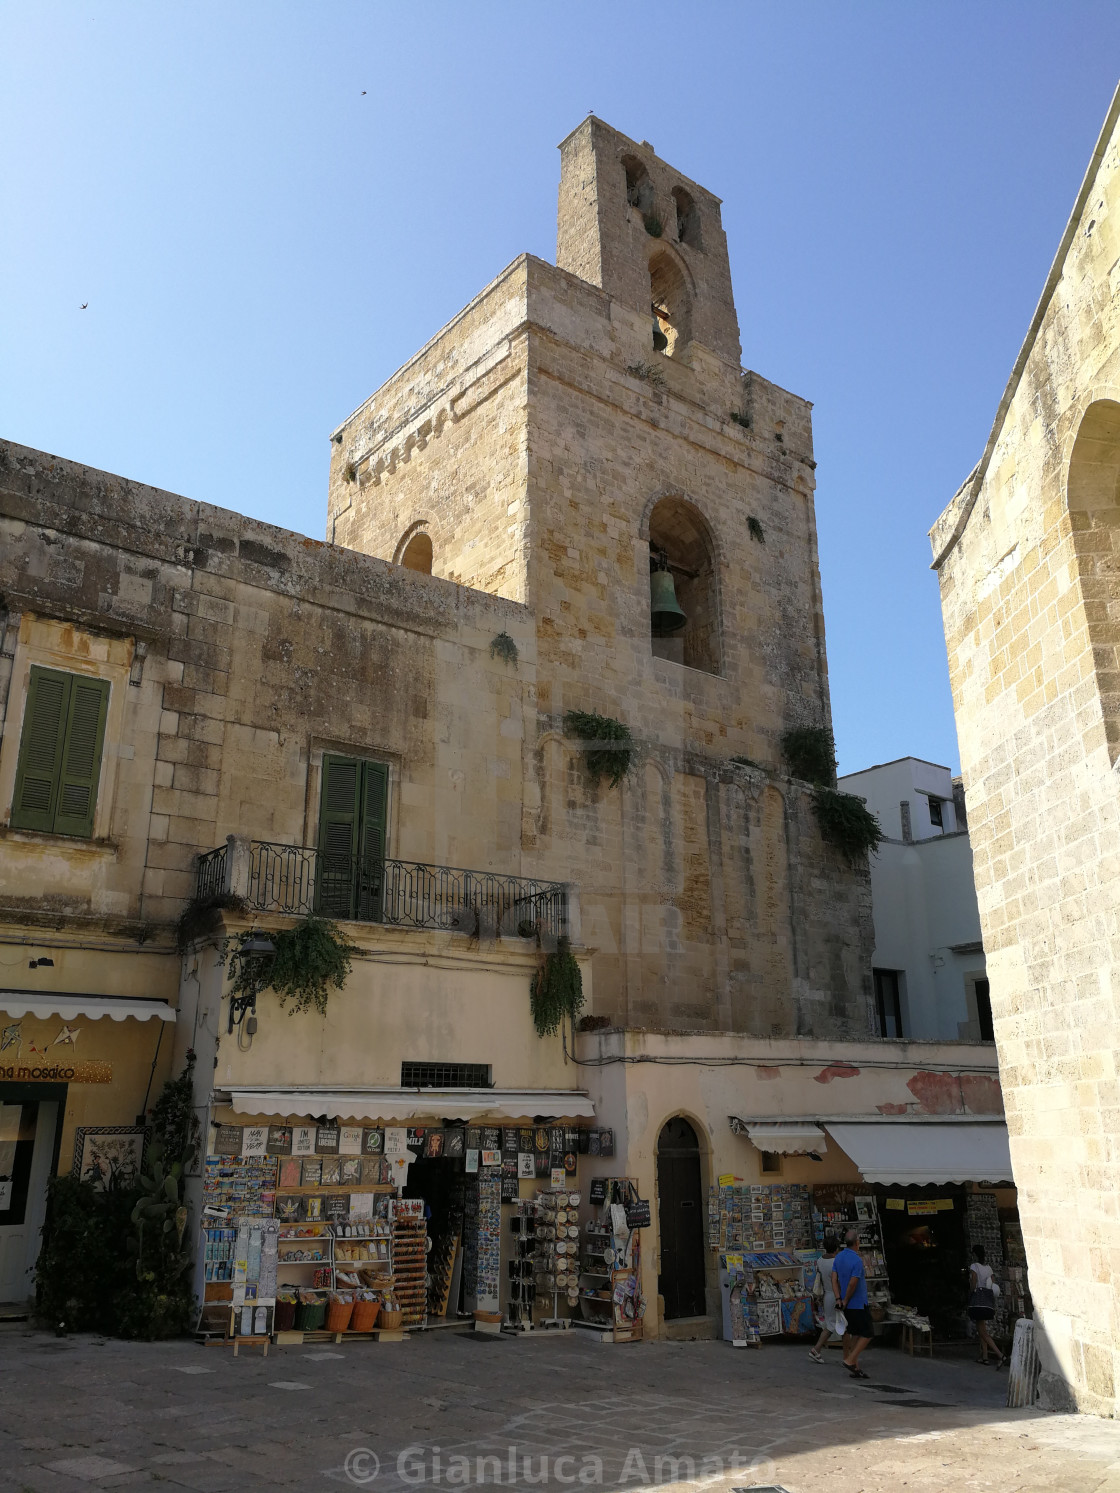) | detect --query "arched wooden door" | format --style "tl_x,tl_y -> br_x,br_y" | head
656,1117 -> 707,1319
